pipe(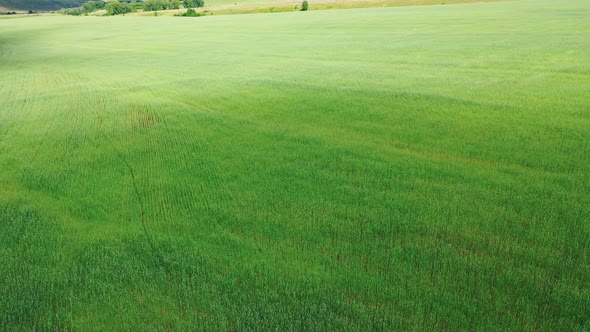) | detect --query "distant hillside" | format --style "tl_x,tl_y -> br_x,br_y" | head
0,0 -> 87,11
